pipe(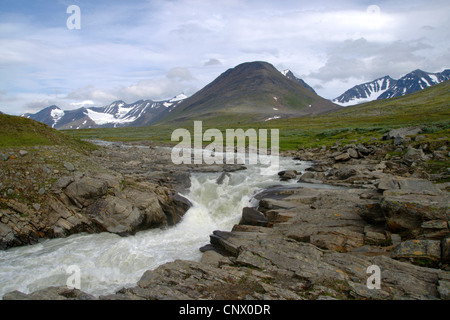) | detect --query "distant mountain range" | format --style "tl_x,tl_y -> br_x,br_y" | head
22,62 -> 338,129
22,94 -> 187,129
333,69 -> 450,106
20,62 -> 450,128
